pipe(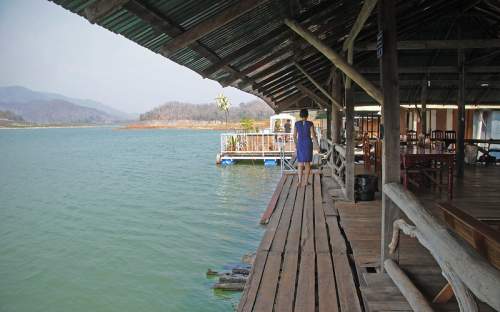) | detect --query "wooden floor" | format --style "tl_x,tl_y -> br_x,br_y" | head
237,172 -> 363,312
334,165 -> 500,312
240,165 -> 499,312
